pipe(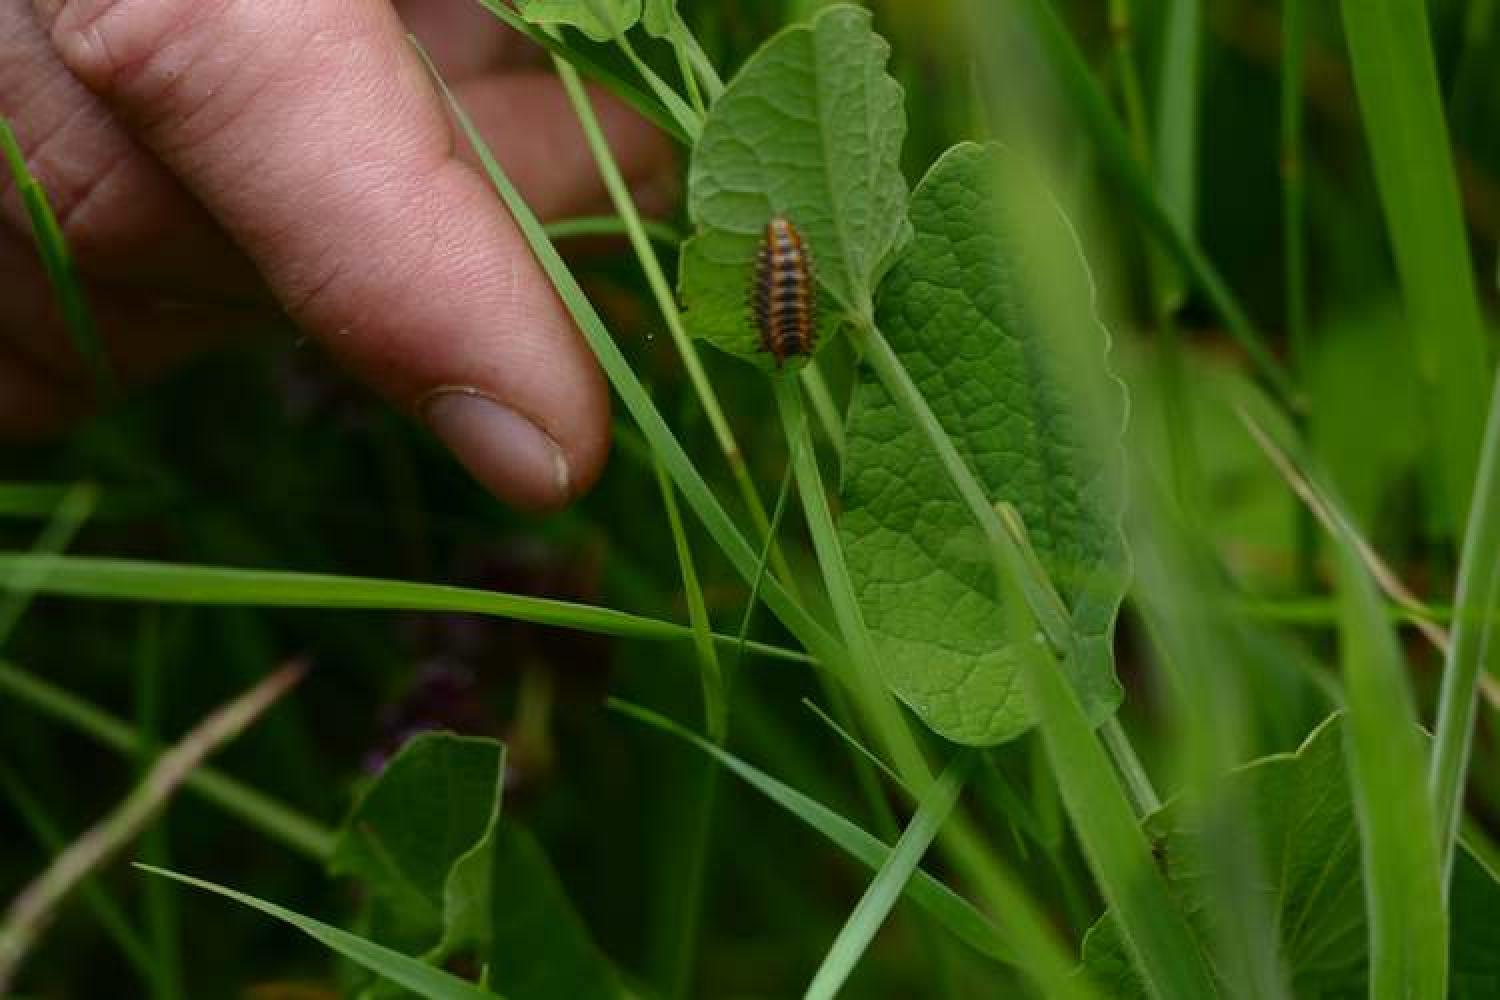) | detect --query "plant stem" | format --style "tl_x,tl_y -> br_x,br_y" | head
771,381 -> 1094,999
1281,0 -> 1319,589
551,55 -> 801,595
1431,365 -> 1500,889
860,324 -> 1161,812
